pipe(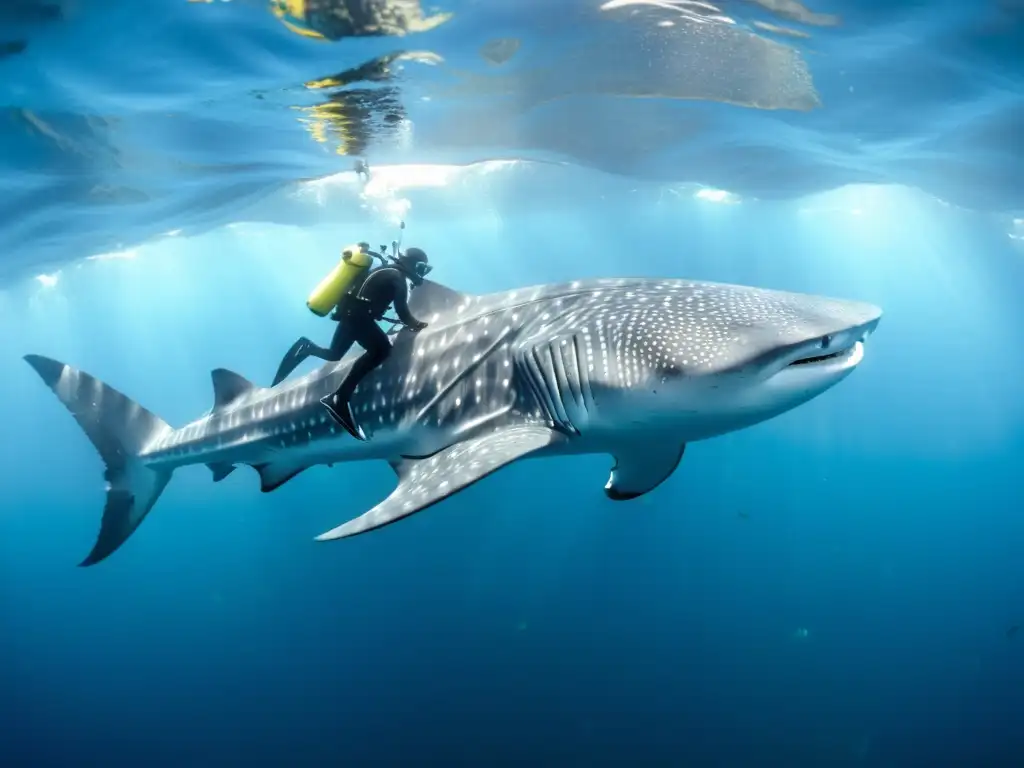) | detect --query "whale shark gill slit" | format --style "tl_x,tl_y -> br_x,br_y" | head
535,345 -> 571,428
516,345 -> 567,434
563,335 -> 594,422
556,336 -> 585,415
520,335 -> 592,435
